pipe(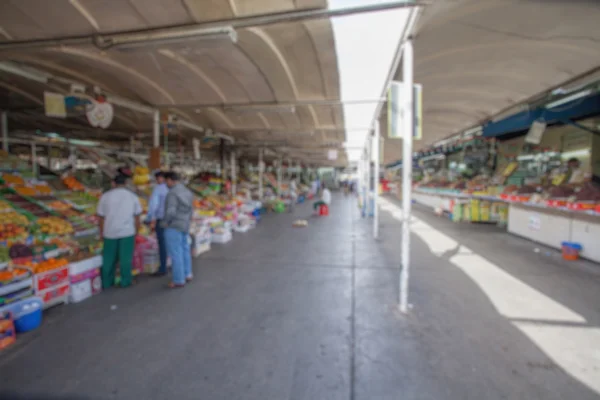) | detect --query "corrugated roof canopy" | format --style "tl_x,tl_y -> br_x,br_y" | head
382,0 -> 600,165
0,0 -> 348,165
